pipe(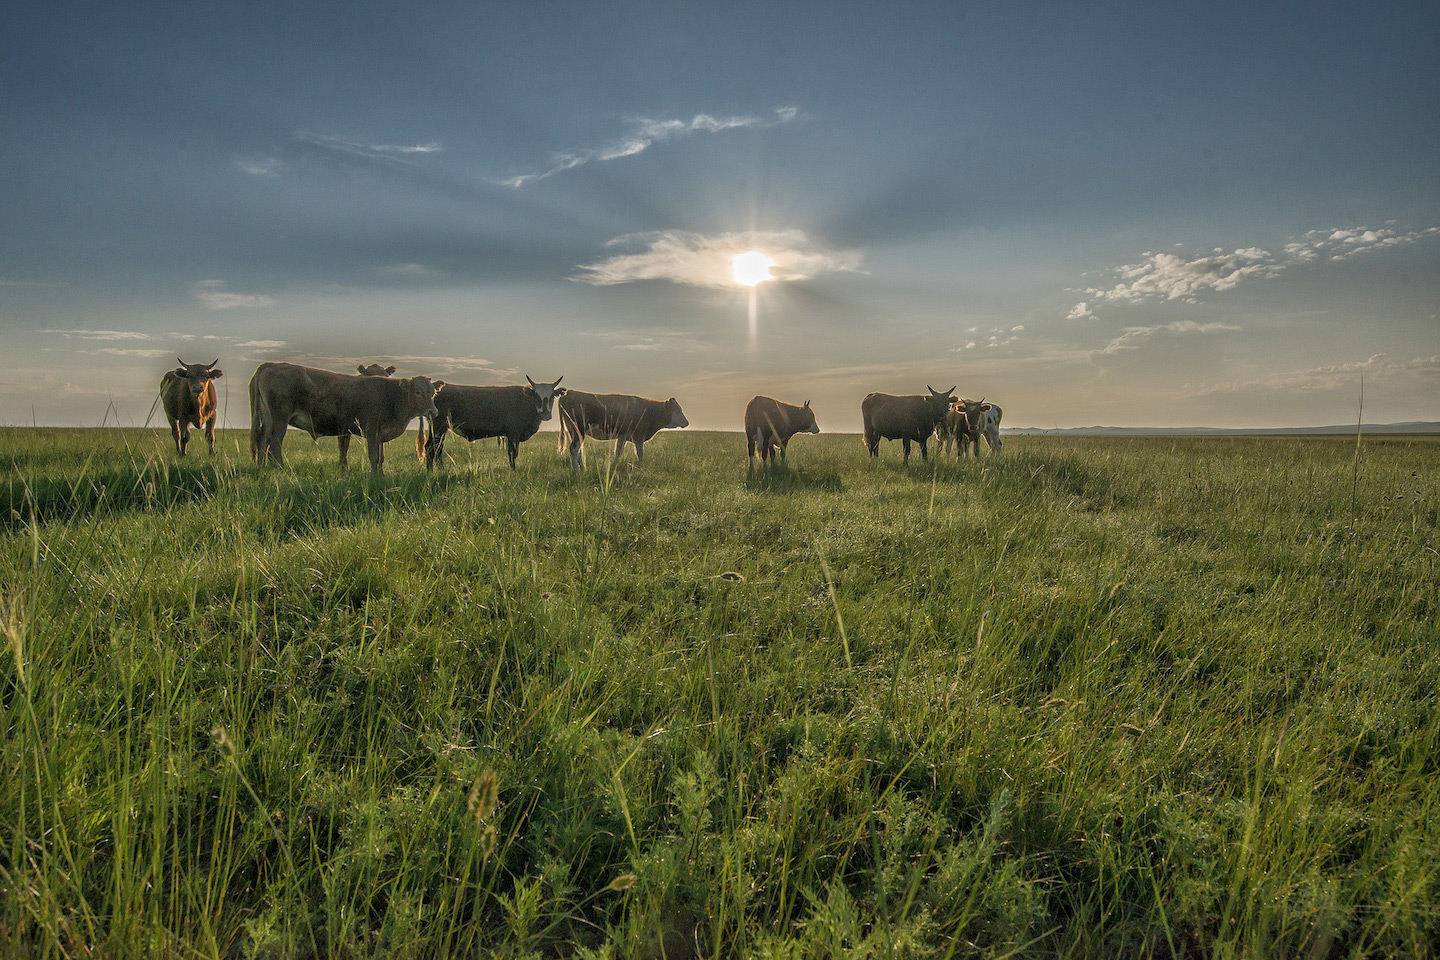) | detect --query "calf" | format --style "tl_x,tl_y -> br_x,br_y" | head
419,375 -> 566,470
557,391 -> 688,471
160,358 -> 222,456
744,396 -> 819,474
